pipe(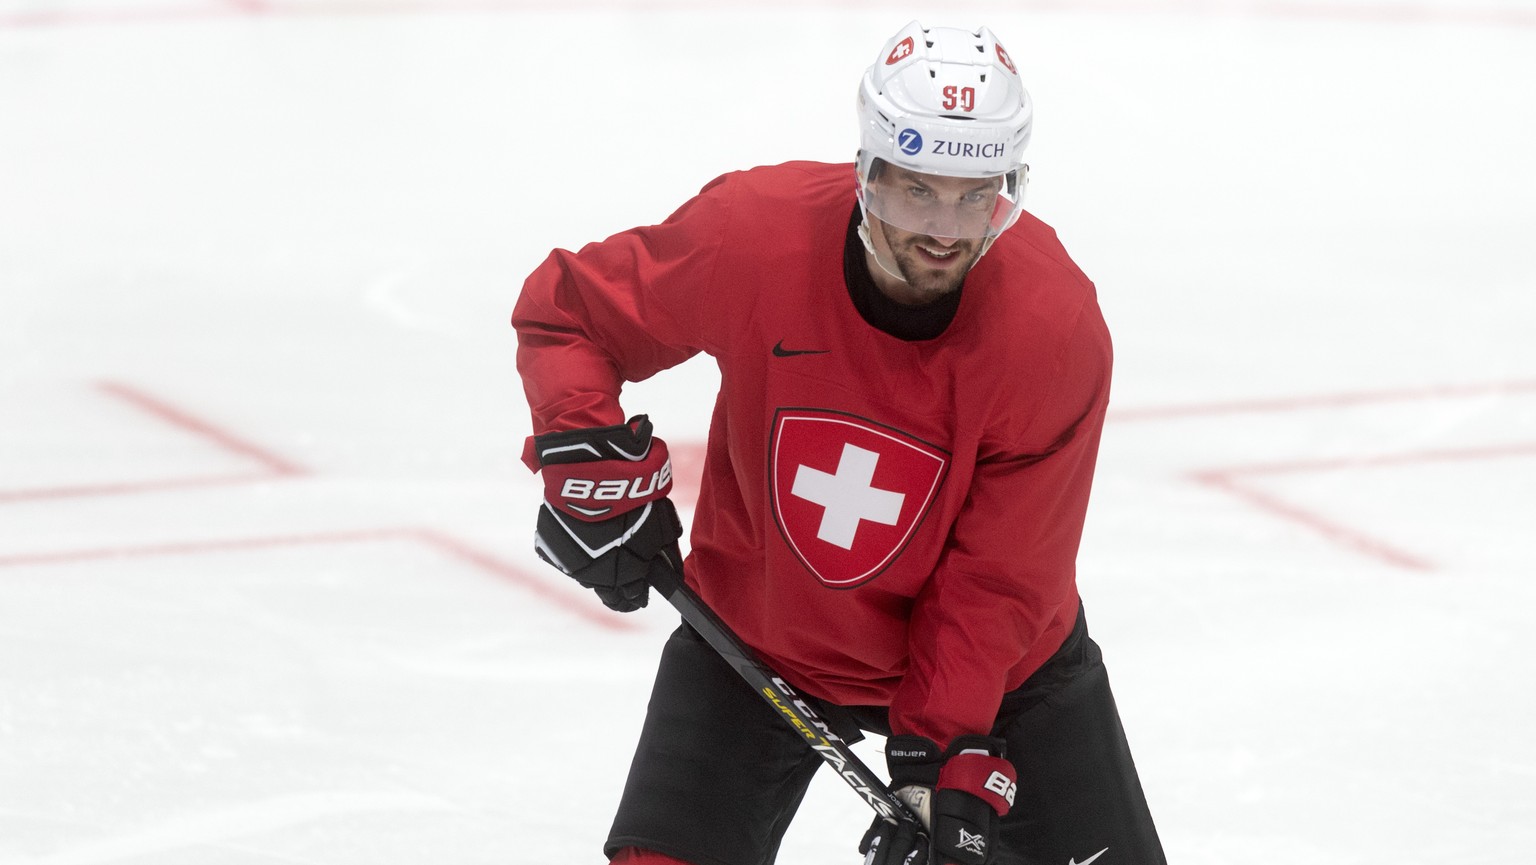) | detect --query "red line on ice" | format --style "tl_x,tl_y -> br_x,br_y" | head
1190,471 -> 1437,572
1109,379 -> 1536,424
97,380 -> 307,476
0,381 -> 304,505
0,527 -> 639,632
1200,442 -> 1536,477
1192,441 -> 1536,571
